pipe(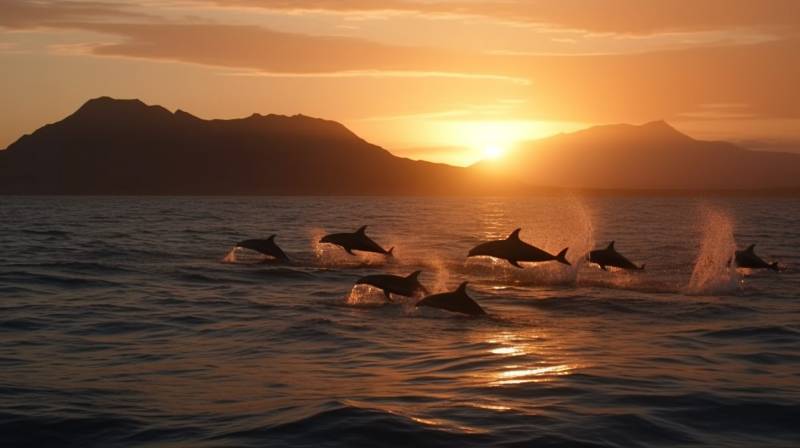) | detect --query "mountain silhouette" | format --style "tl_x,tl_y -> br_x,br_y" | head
2,98 -> 798,194
477,120 -> 800,190
0,97 -> 518,195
